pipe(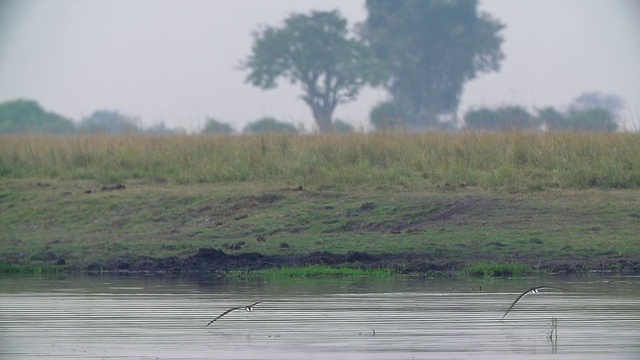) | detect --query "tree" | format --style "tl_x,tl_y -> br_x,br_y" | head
464,106 -> 539,131
242,117 -> 298,134
566,92 -> 622,132
144,122 -> 186,135
332,119 -> 355,133
202,117 -> 235,135
242,10 -> 386,133
539,105 -> 618,132
363,0 -> 505,130
566,108 -> 618,132
537,107 -> 568,131
0,99 -> 75,134
78,110 -> 141,134
369,101 -> 405,131
568,92 -> 624,115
